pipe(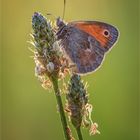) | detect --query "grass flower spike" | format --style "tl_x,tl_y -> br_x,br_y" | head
32,12 -> 60,84
66,74 -> 100,139
66,74 -> 88,129
31,12 -> 73,140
